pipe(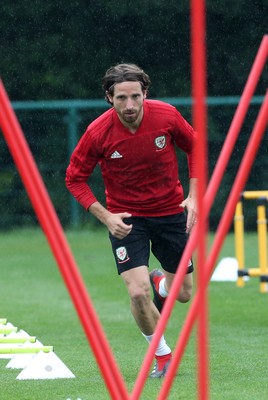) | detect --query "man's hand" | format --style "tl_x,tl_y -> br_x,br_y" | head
89,202 -> 133,239
105,212 -> 133,239
180,197 -> 197,234
180,178 -> 198,234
